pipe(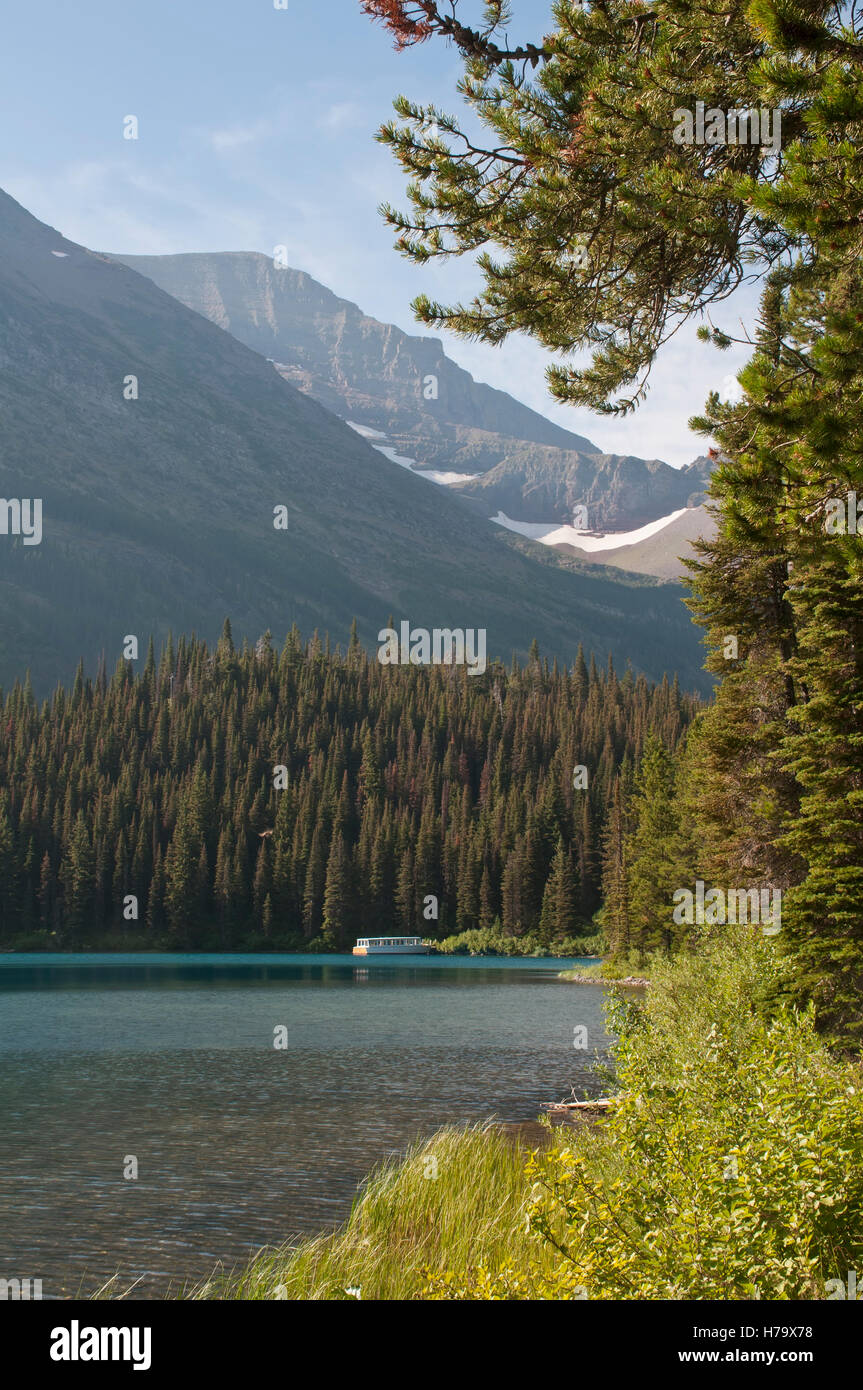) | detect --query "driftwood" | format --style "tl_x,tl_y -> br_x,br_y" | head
562,974 -> 649,987
541,1097 -> 616,1113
